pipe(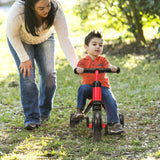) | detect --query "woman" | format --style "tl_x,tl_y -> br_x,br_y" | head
6,0 -> 78,130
